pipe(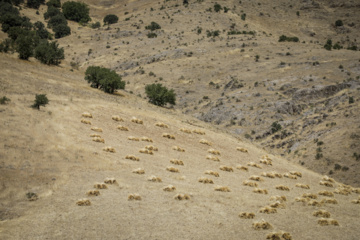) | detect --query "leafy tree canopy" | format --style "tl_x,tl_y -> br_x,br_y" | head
35,40 -> 64,65
145,83 -> 176,107
62,1 -> 91,23
103,14 -> 118,25
85,66 -> 125,94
